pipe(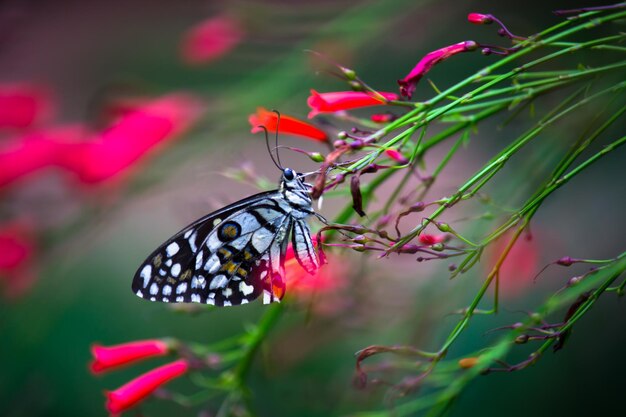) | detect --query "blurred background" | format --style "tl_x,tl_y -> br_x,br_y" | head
1,0 -> 624,416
